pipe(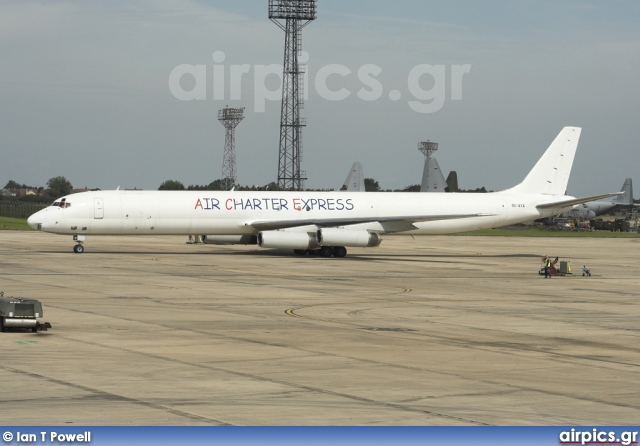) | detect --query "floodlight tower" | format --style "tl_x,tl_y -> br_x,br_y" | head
418,140 -> 439,160
269,0 -> 317,191
218,107 -> 245,191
